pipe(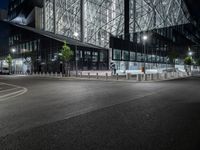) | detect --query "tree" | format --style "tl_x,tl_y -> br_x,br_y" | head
59,41 -> 73,76
5,54 -> 12,74
184,56 -> 193,65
